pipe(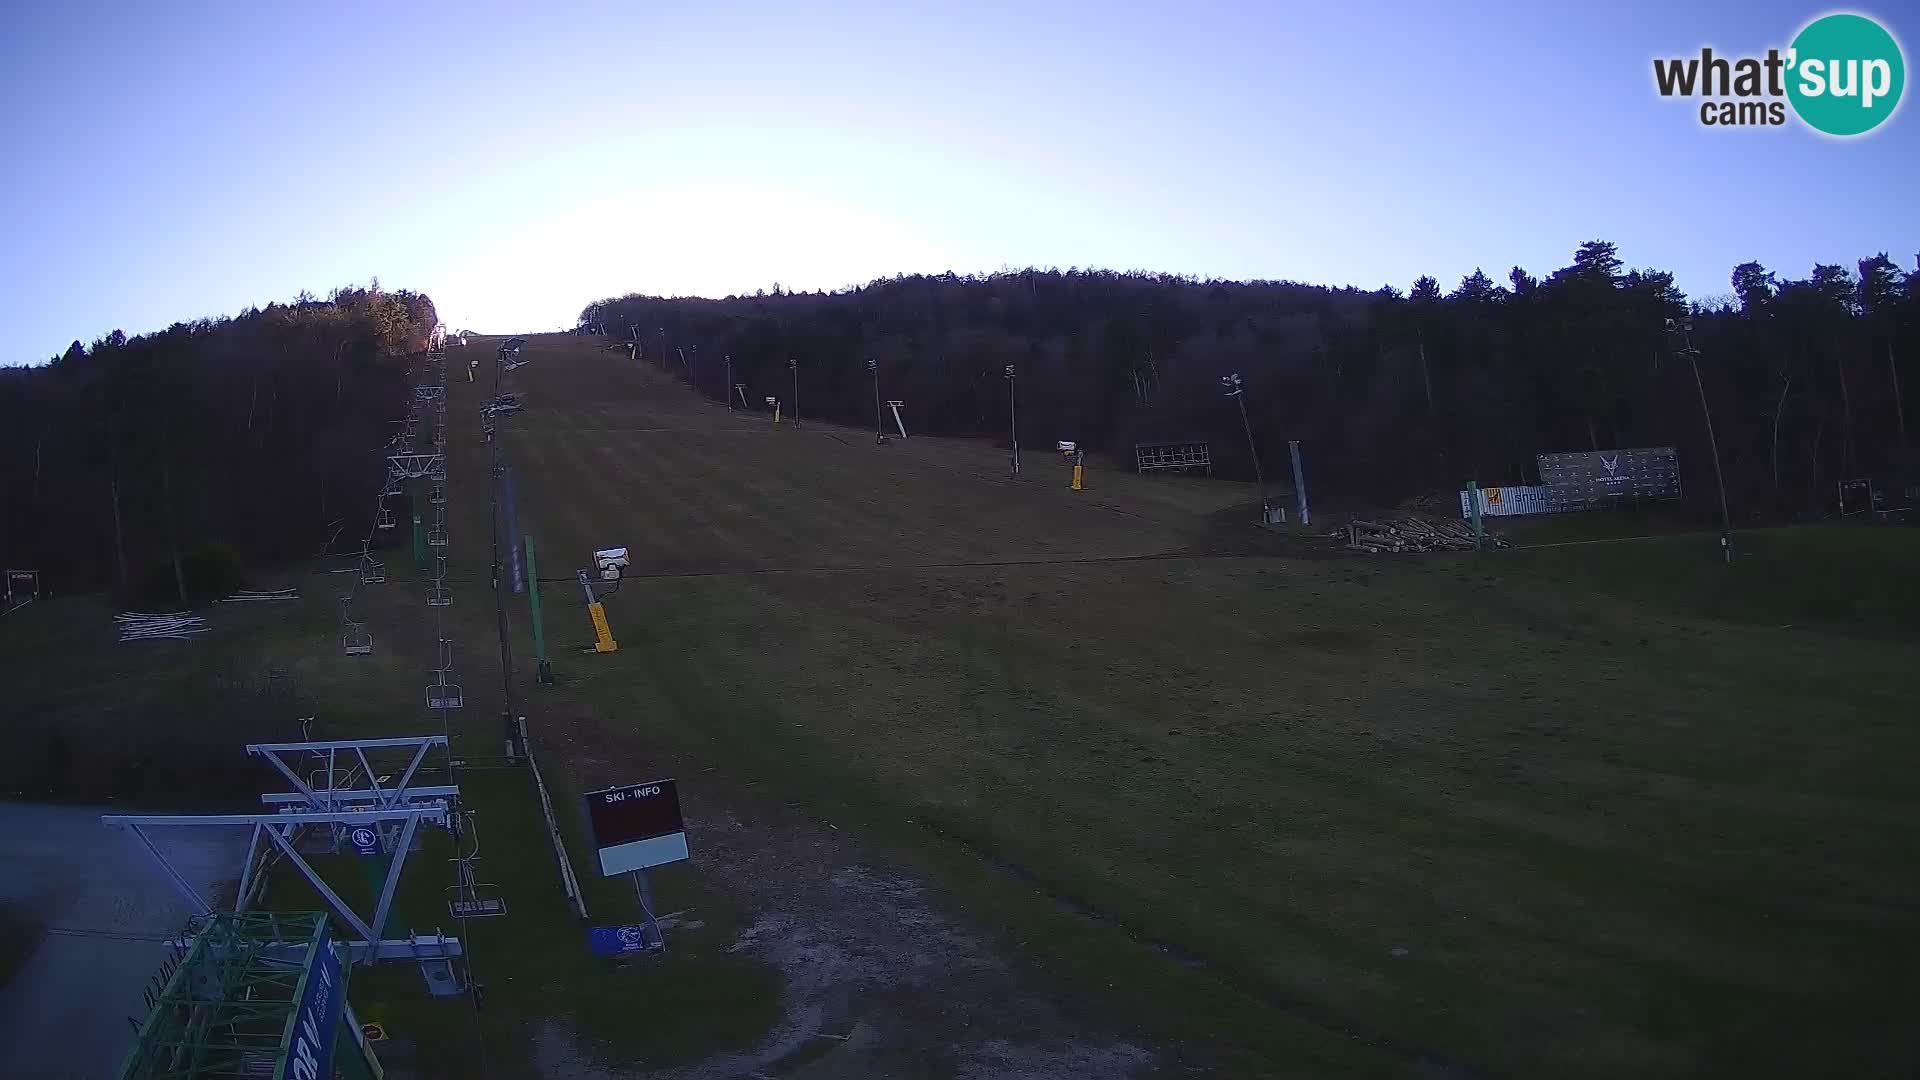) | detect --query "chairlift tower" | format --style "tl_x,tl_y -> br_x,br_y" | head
886,400 -> 909,440
103,734 -> 469,982
114,912 -> 386,1080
